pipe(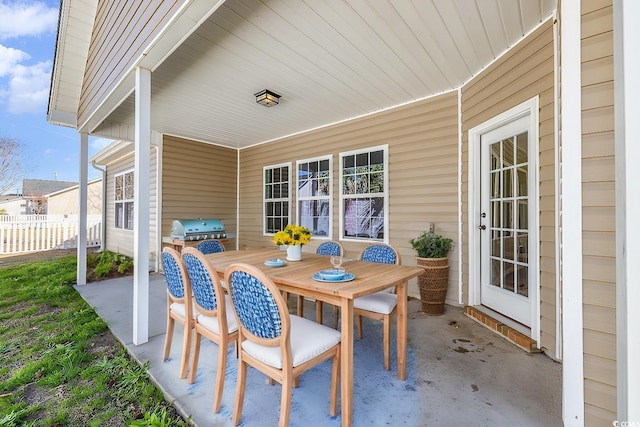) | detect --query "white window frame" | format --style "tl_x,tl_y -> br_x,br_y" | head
296,155 -> 333,240
339,144 -> 389,243
114,170 -> 134,231
263,162 -> 292,235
